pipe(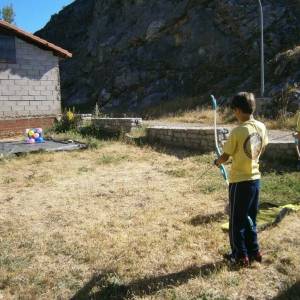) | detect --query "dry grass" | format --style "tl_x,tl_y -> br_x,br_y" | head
262,115 -> 296,130
157,108 -> 232,125
0,141 -> 299,299
156,107 -> 297,131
